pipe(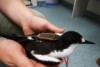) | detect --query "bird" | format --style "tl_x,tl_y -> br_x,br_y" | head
0,31 -> 95,66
